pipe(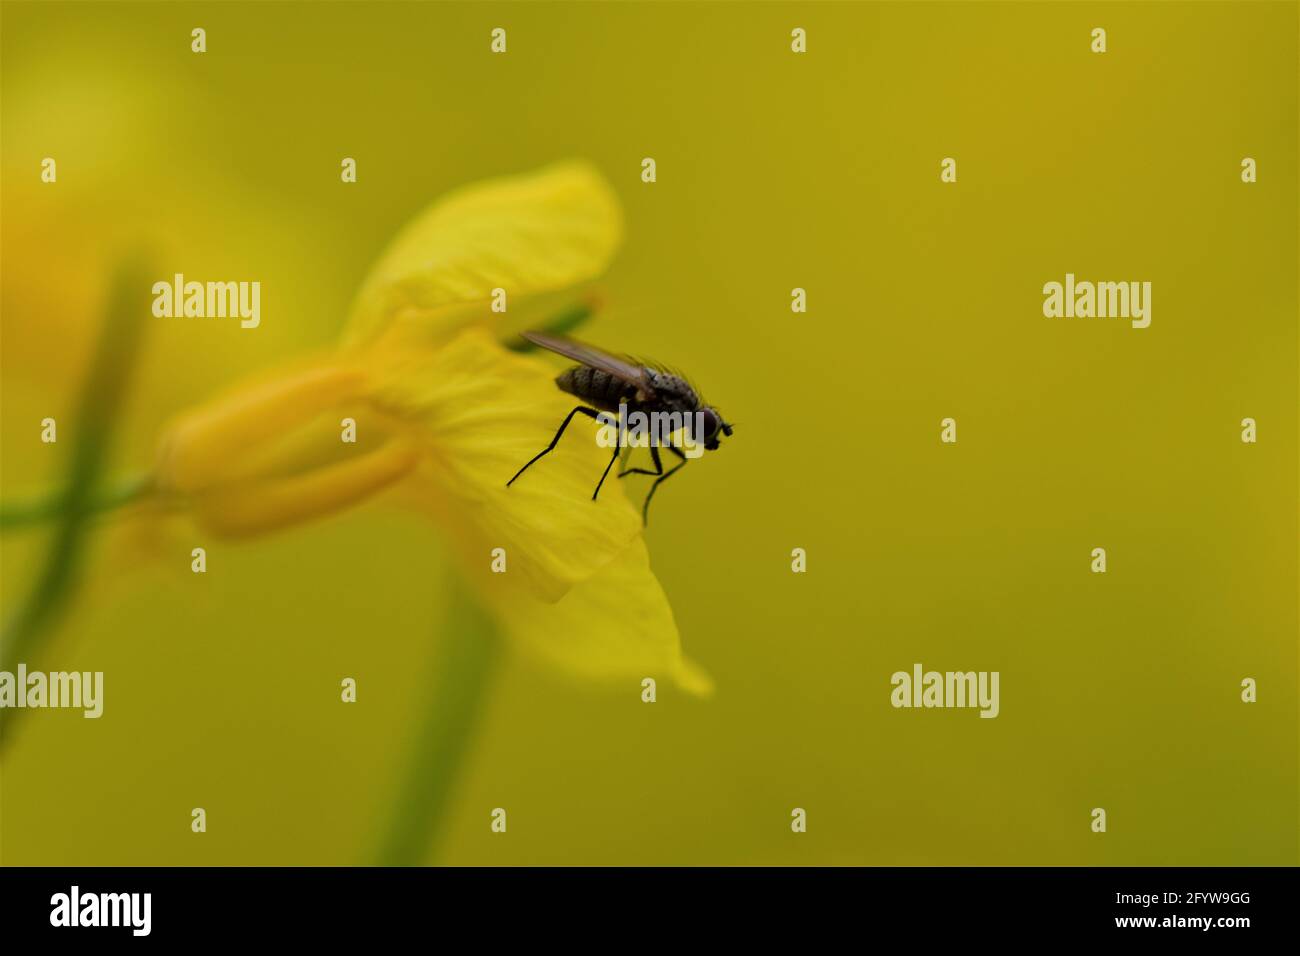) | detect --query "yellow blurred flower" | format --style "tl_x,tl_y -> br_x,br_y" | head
152,161 -> 711,695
